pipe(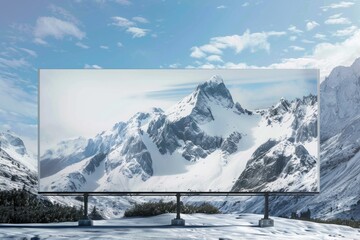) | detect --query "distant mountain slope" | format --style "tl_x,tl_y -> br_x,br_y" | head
0,131 -> 37,191
216,58 -> 360,220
